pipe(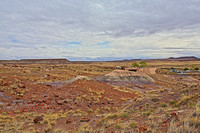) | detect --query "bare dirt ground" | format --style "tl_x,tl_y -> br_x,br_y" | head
0,61 -> 200,132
